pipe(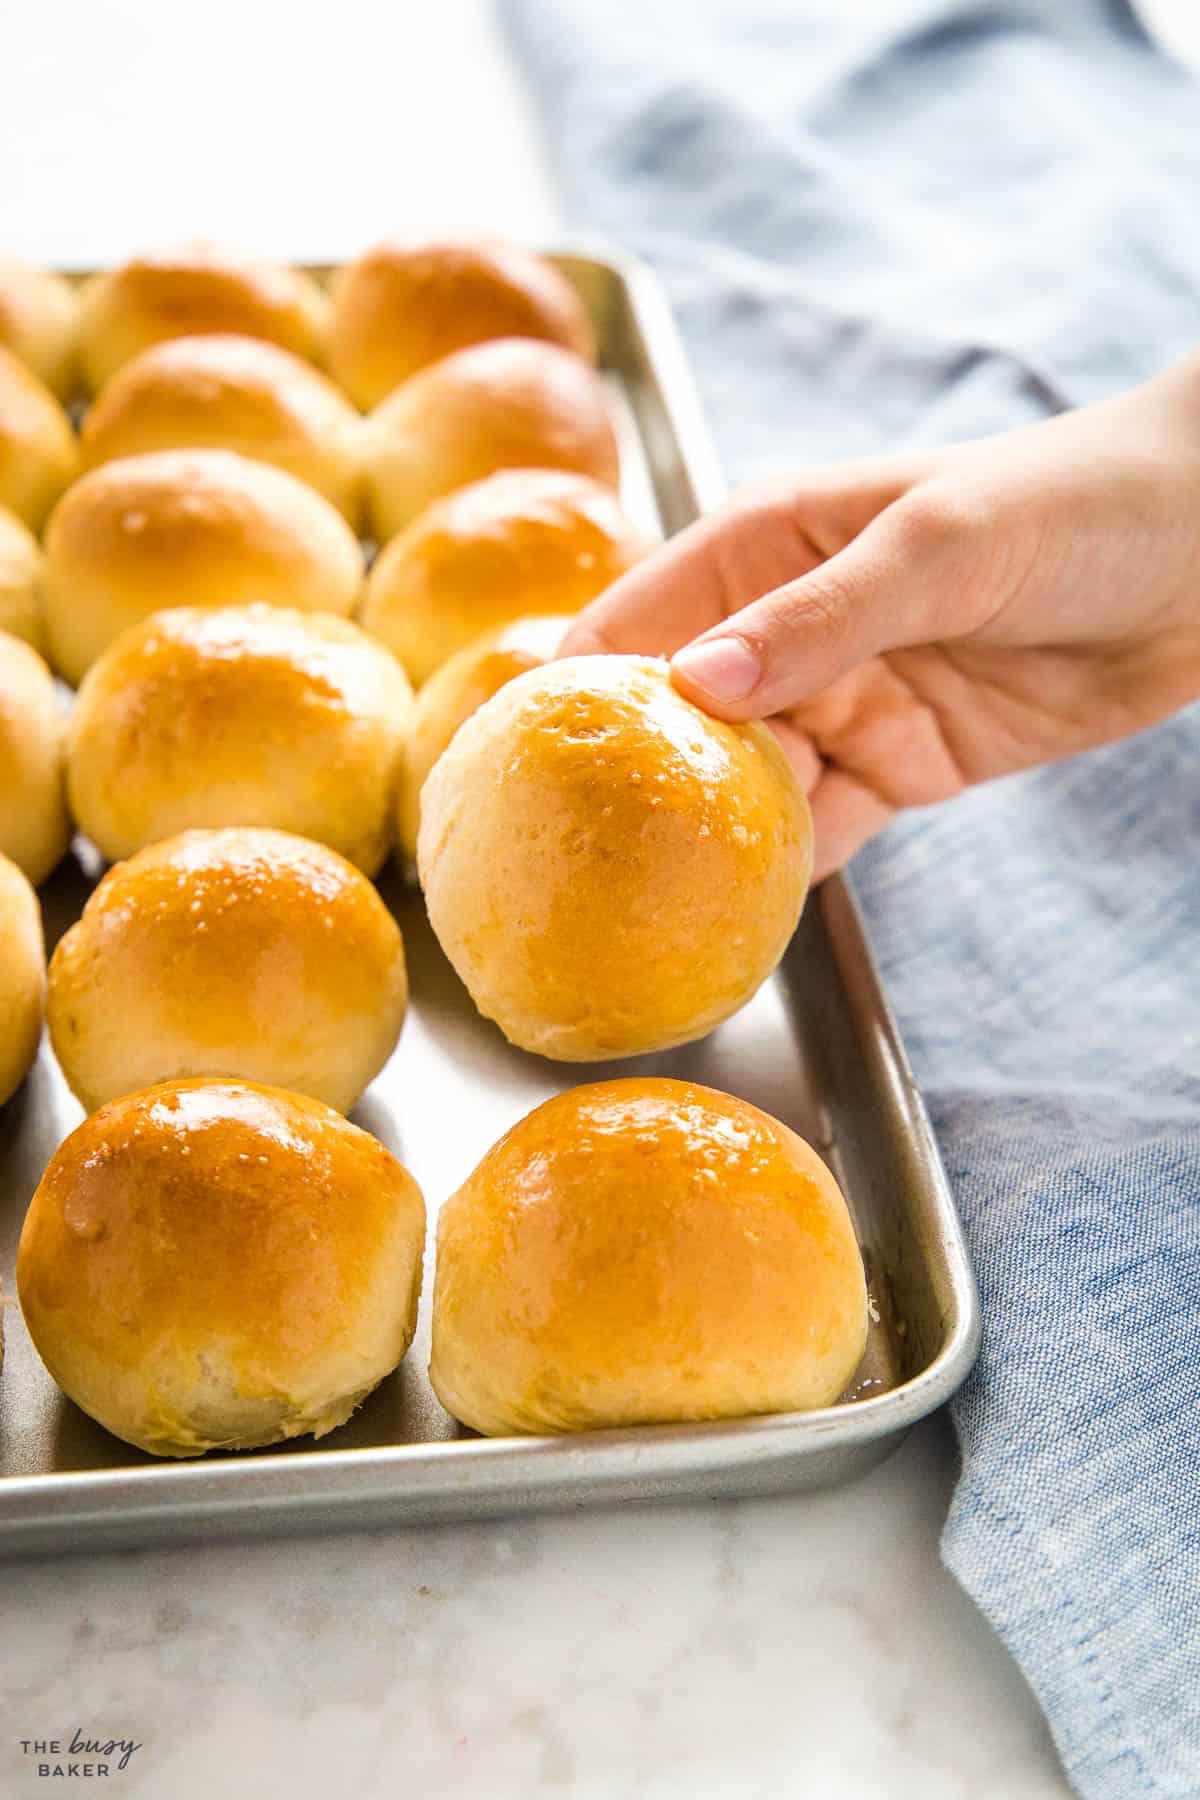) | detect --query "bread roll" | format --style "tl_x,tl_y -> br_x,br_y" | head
69,604 -> 411,873
0,344 -> 78,531
329,238 -> 593,409
0,851 -> 45,1106
79,335 -> 361,523
43,449 -> 365,686
360,469 -> 648,686
431,1077 -> 868,1435
0,631 -> 70,886
363,339 -> 619,543
48,827 -> 407,1114
0,258 -> 79,399
17,1077 -> 426,1456
397,614 -> 568,861
0,504 -> 44,651
77,246 -> 328,392
418,656 -> 812,1060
